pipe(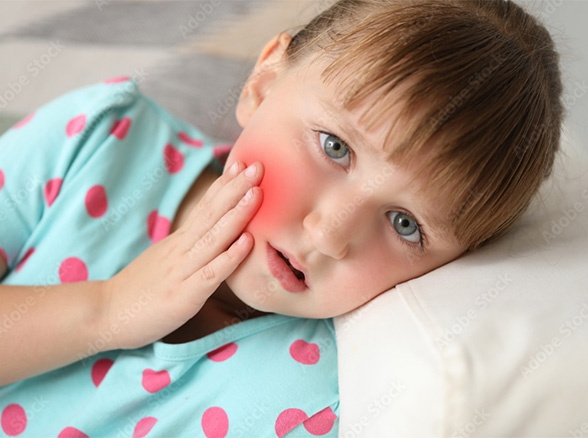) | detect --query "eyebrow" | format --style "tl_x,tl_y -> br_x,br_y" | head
319,100 -> 456,245
418,208 -> 455,244
318,100 -> 373,155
